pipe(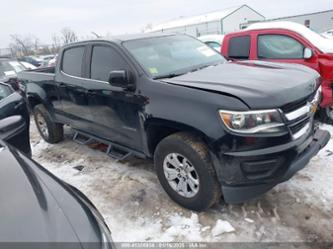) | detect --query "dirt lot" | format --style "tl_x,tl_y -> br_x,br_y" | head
30,121 -> 333,242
